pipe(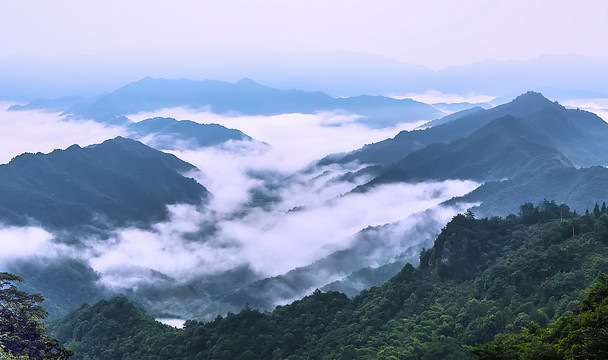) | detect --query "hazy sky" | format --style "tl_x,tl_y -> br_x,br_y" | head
2,0 -> 607,70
